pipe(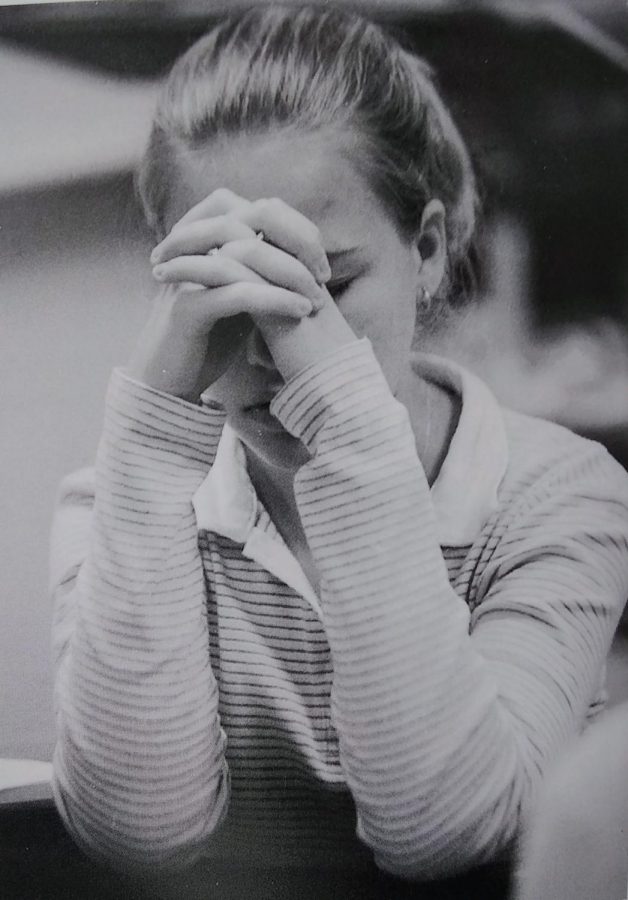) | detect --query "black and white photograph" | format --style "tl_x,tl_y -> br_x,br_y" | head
1,1 -> 628,898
